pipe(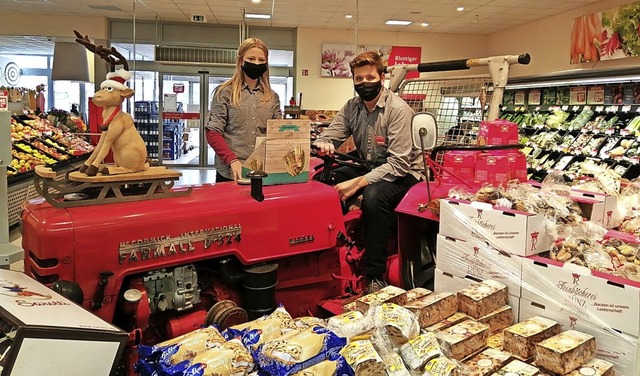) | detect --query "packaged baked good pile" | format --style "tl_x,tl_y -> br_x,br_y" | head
134,279 -> 618,376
